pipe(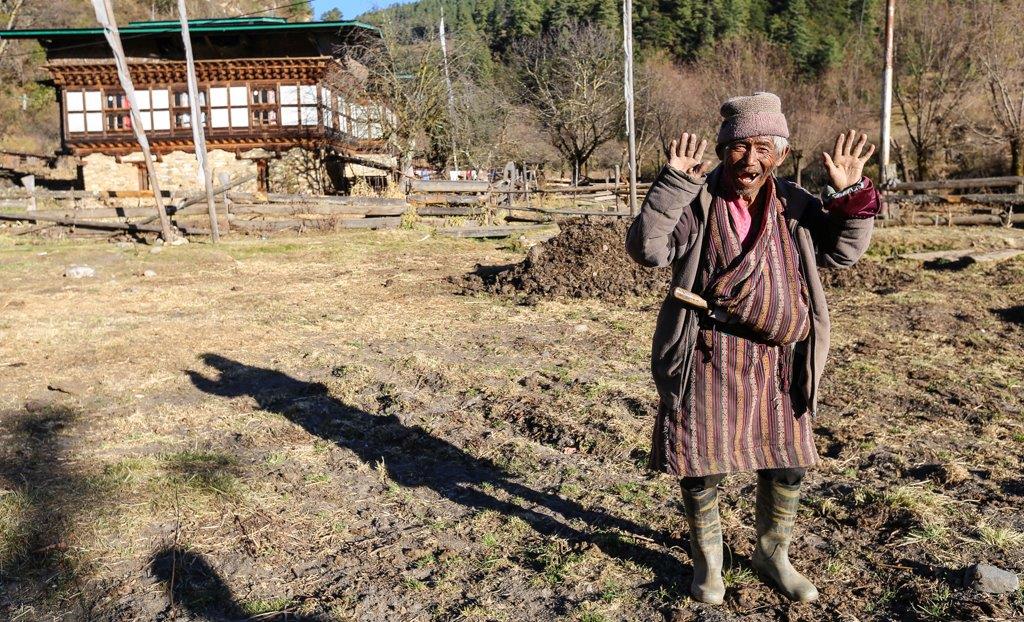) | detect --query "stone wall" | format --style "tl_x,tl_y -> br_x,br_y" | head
268,147 -> 334,195
81,153 -> 137,191
81,148 -> 390,194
